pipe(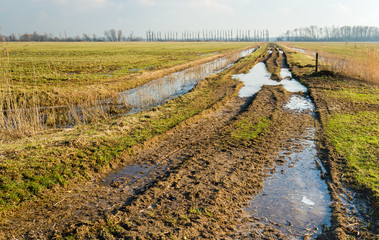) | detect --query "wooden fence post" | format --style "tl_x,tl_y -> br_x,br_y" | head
315,52 -> 319,73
